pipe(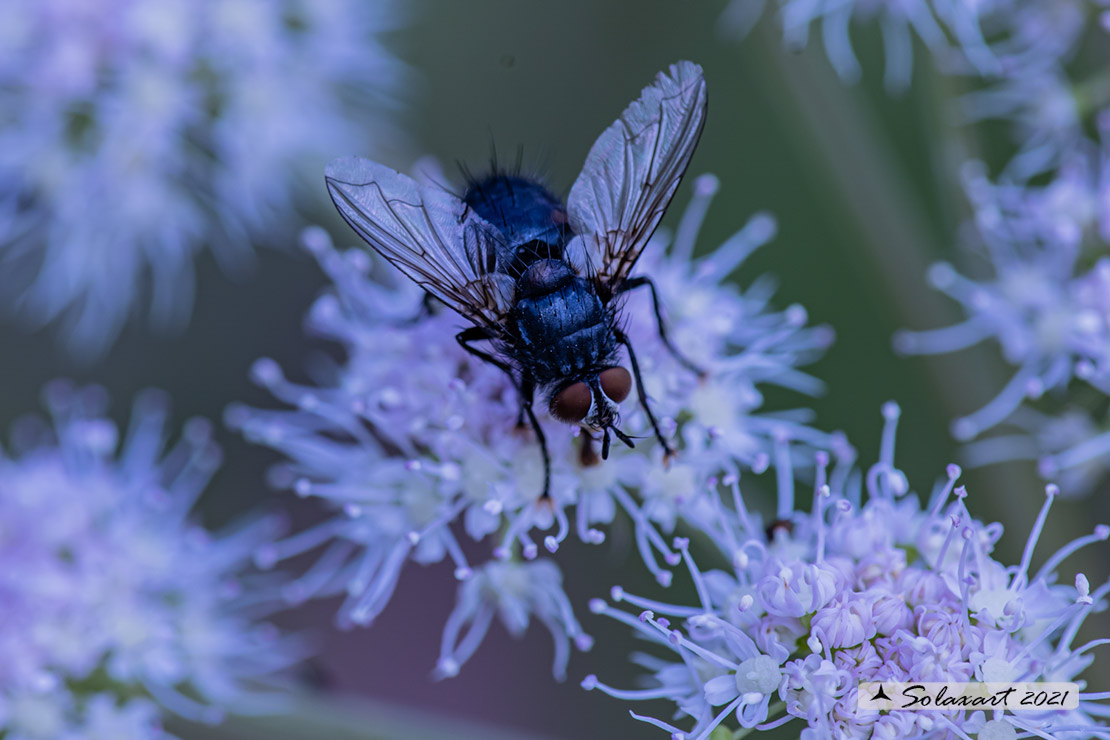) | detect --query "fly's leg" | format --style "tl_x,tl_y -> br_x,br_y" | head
456,327 -> 552,500
618,276 -> 706,378
454,327 -> 523,428
614,328 -> 676,464
456,325 -> 515,374
517,373 -> 552,500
